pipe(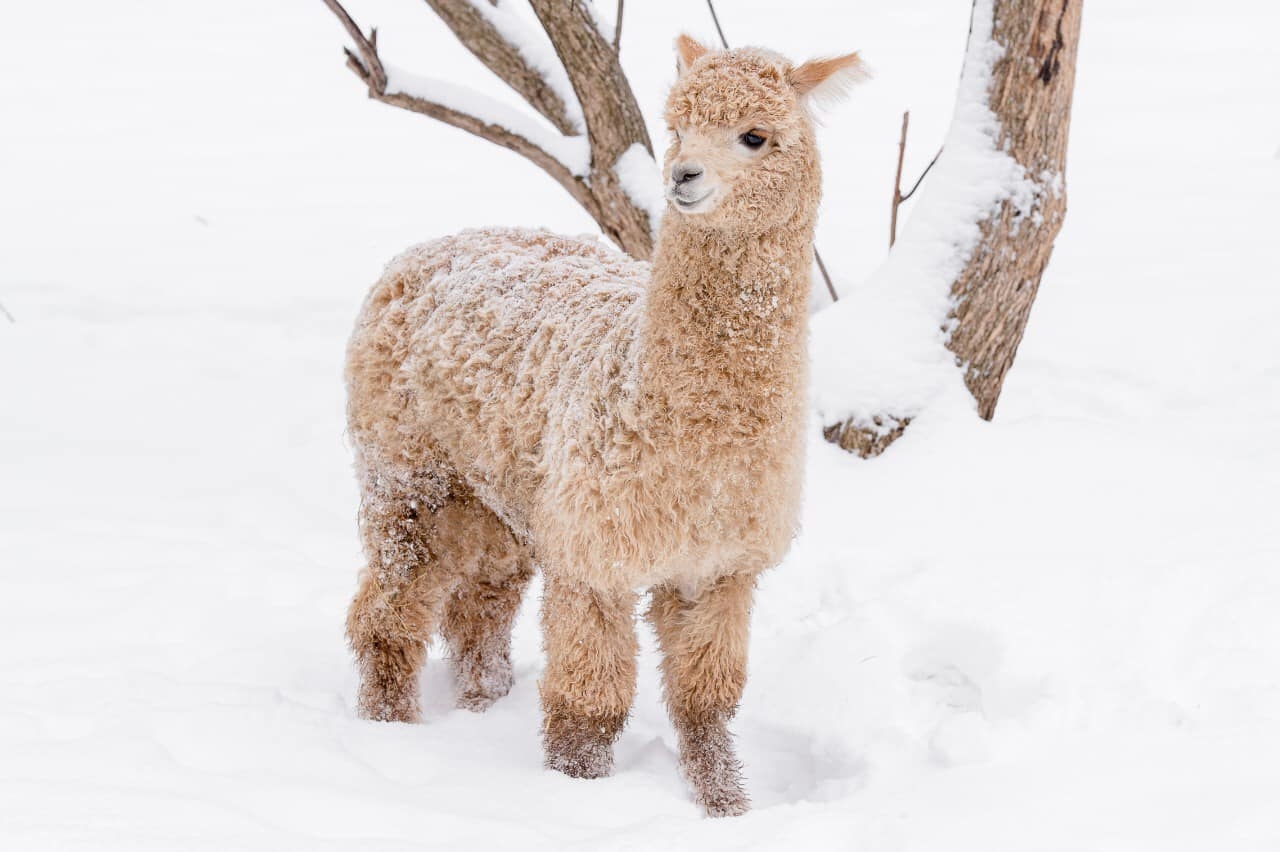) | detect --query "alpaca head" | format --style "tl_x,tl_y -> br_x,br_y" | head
663,35 -> 868,232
